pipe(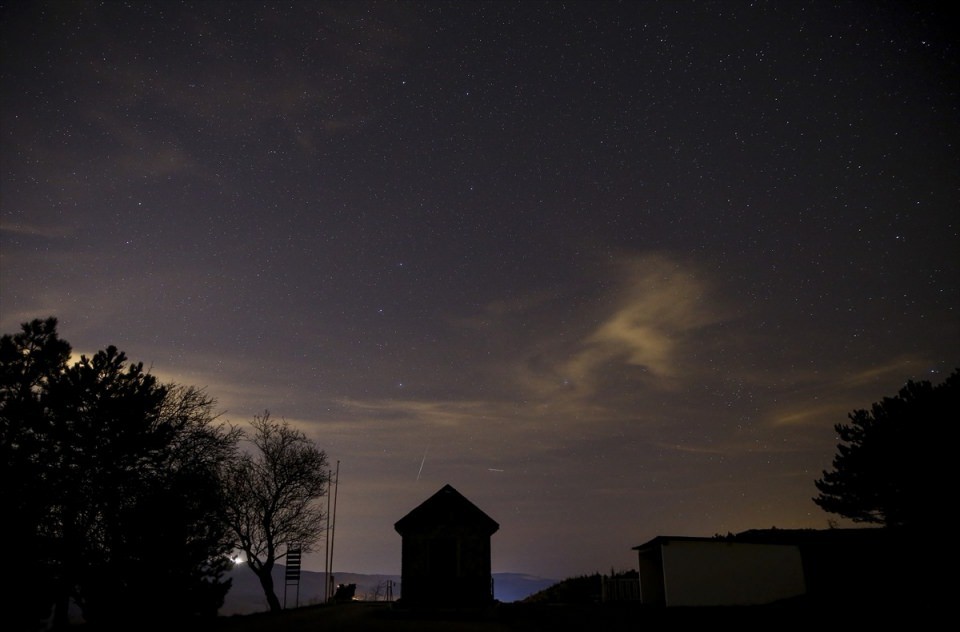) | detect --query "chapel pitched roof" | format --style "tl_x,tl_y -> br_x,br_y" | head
394,484 -> 499,536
